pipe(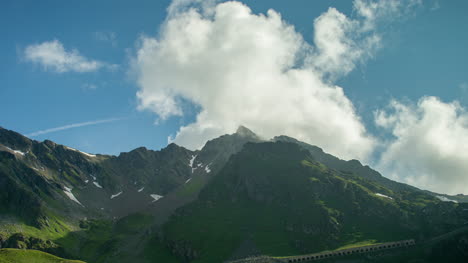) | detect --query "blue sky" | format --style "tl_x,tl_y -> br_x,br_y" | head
1,0 -> 468,194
